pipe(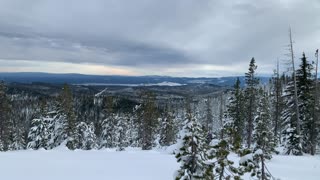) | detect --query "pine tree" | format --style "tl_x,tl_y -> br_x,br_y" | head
312,49 -> 319,155
140,91 -> 159,150
249,90 -> 276,179
128,109 -> 140,147
244,58 -> 259,148
174,106 -> 213,180
46,110 -> 67,149
225,77 -> 245,150
100,114 -> 116,148
281,79 -> 303,155
281,53 -> 315,155
85,122 -> 97,150
114,114 -> 130,151
208,139 -> 241,180
296,53 -> 315,153
59,84 -> 77,150
27,117 -> 50,150
204,98 -> 213,133
10,125 -> 26,150
159,105 -> 177,146
99,96 -> 118,149
76,122 -> 97,150
271,61 -> 284,143
288,28 -> 301,148
239,149 -> 272,180
253,90 -> 276,159
0,82 -> 13,151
